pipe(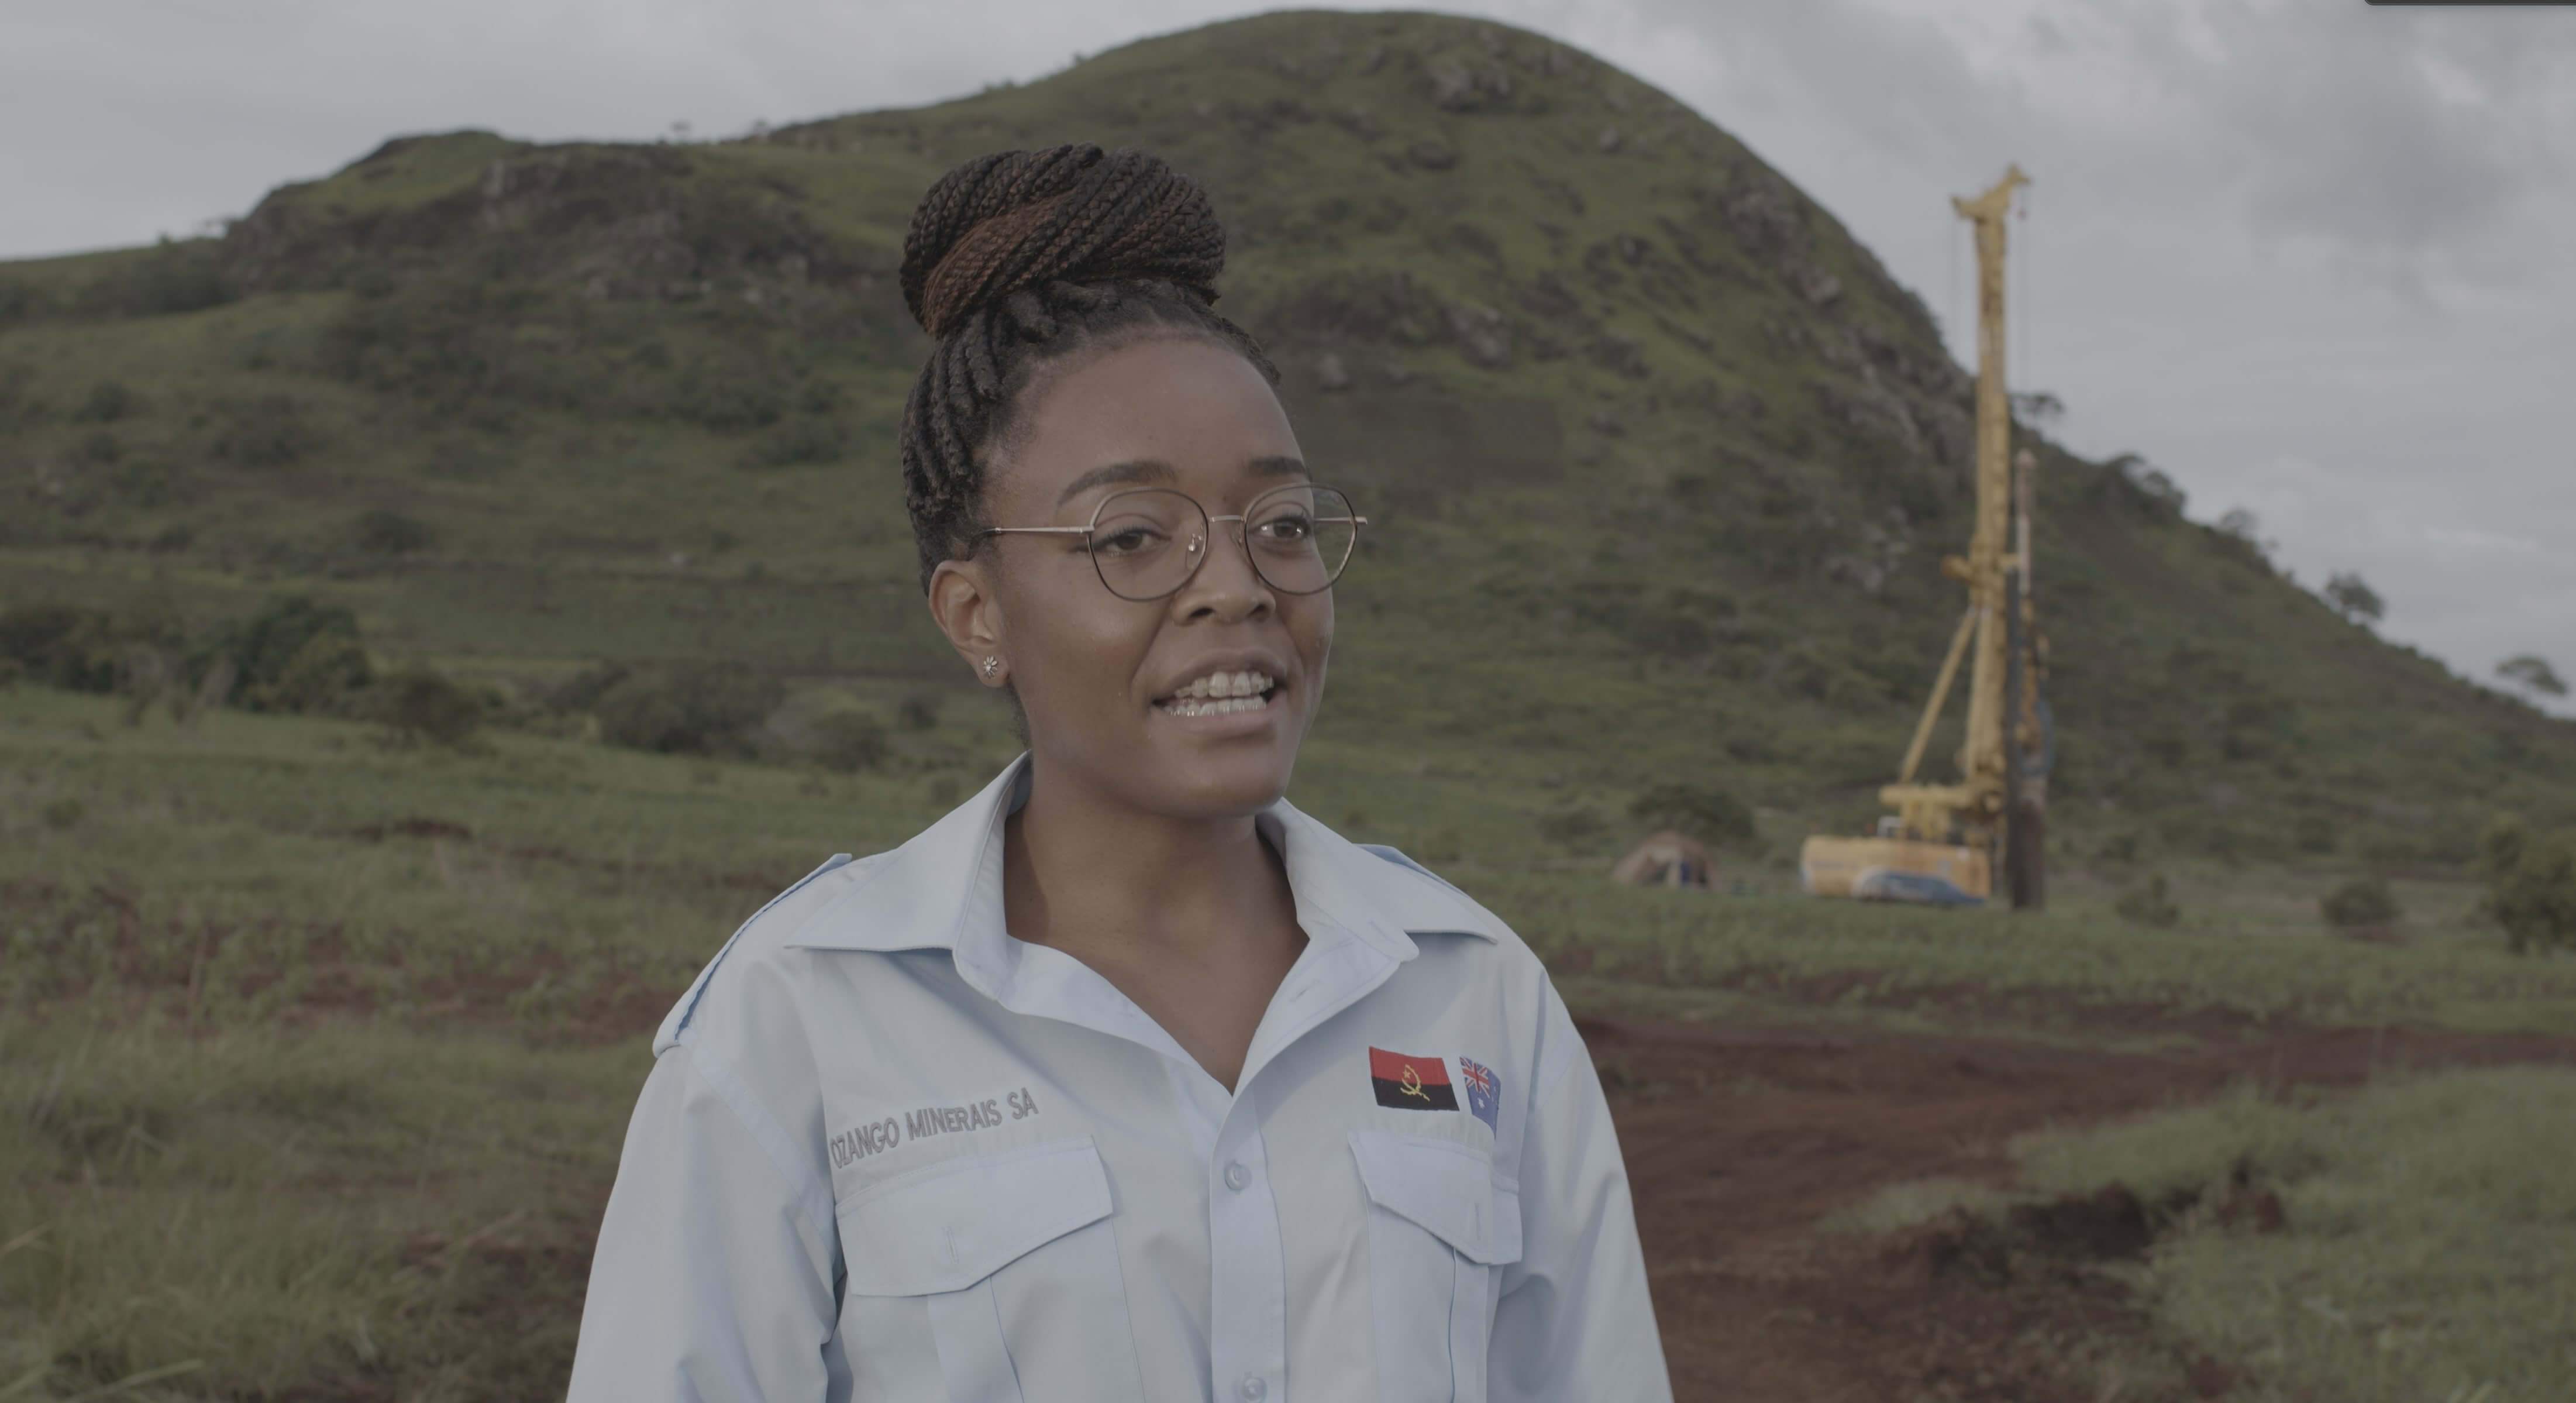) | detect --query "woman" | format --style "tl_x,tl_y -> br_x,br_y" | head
569,144 -> 1670,1403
